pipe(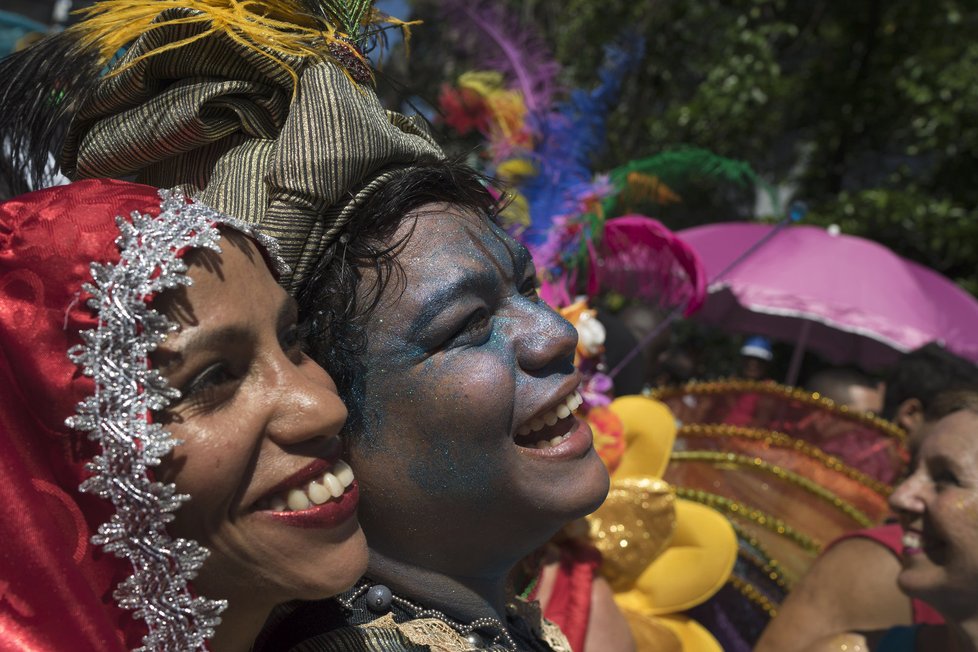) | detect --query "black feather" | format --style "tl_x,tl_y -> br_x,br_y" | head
0,32 -> 102,199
